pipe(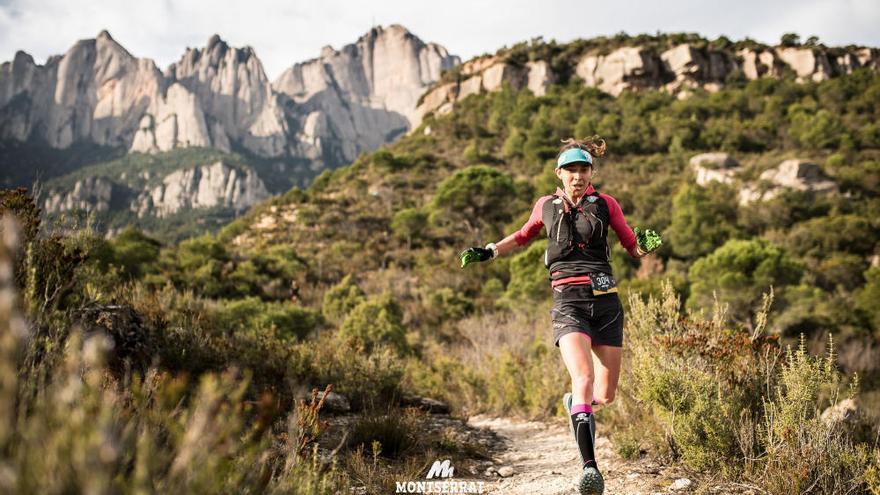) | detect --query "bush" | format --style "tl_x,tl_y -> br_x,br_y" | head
0,229 -> 345,494
501,241 -> 548,305
322,275 -> 366,325
623,282 -> 876,491
168,235 -> 230,297
106,226 -> 162,279
347,411 -> 421,459
422,287 -> 474,326
627,282 -> 779,471
429,165 -> 519,241
688,239 -> 802,322
667,183 -> 738,259
854,267 -> 880,331
338,294 -> 410,355
757,337 -> 872,494
390,208 -> 429,250
216,296 -> 321,340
